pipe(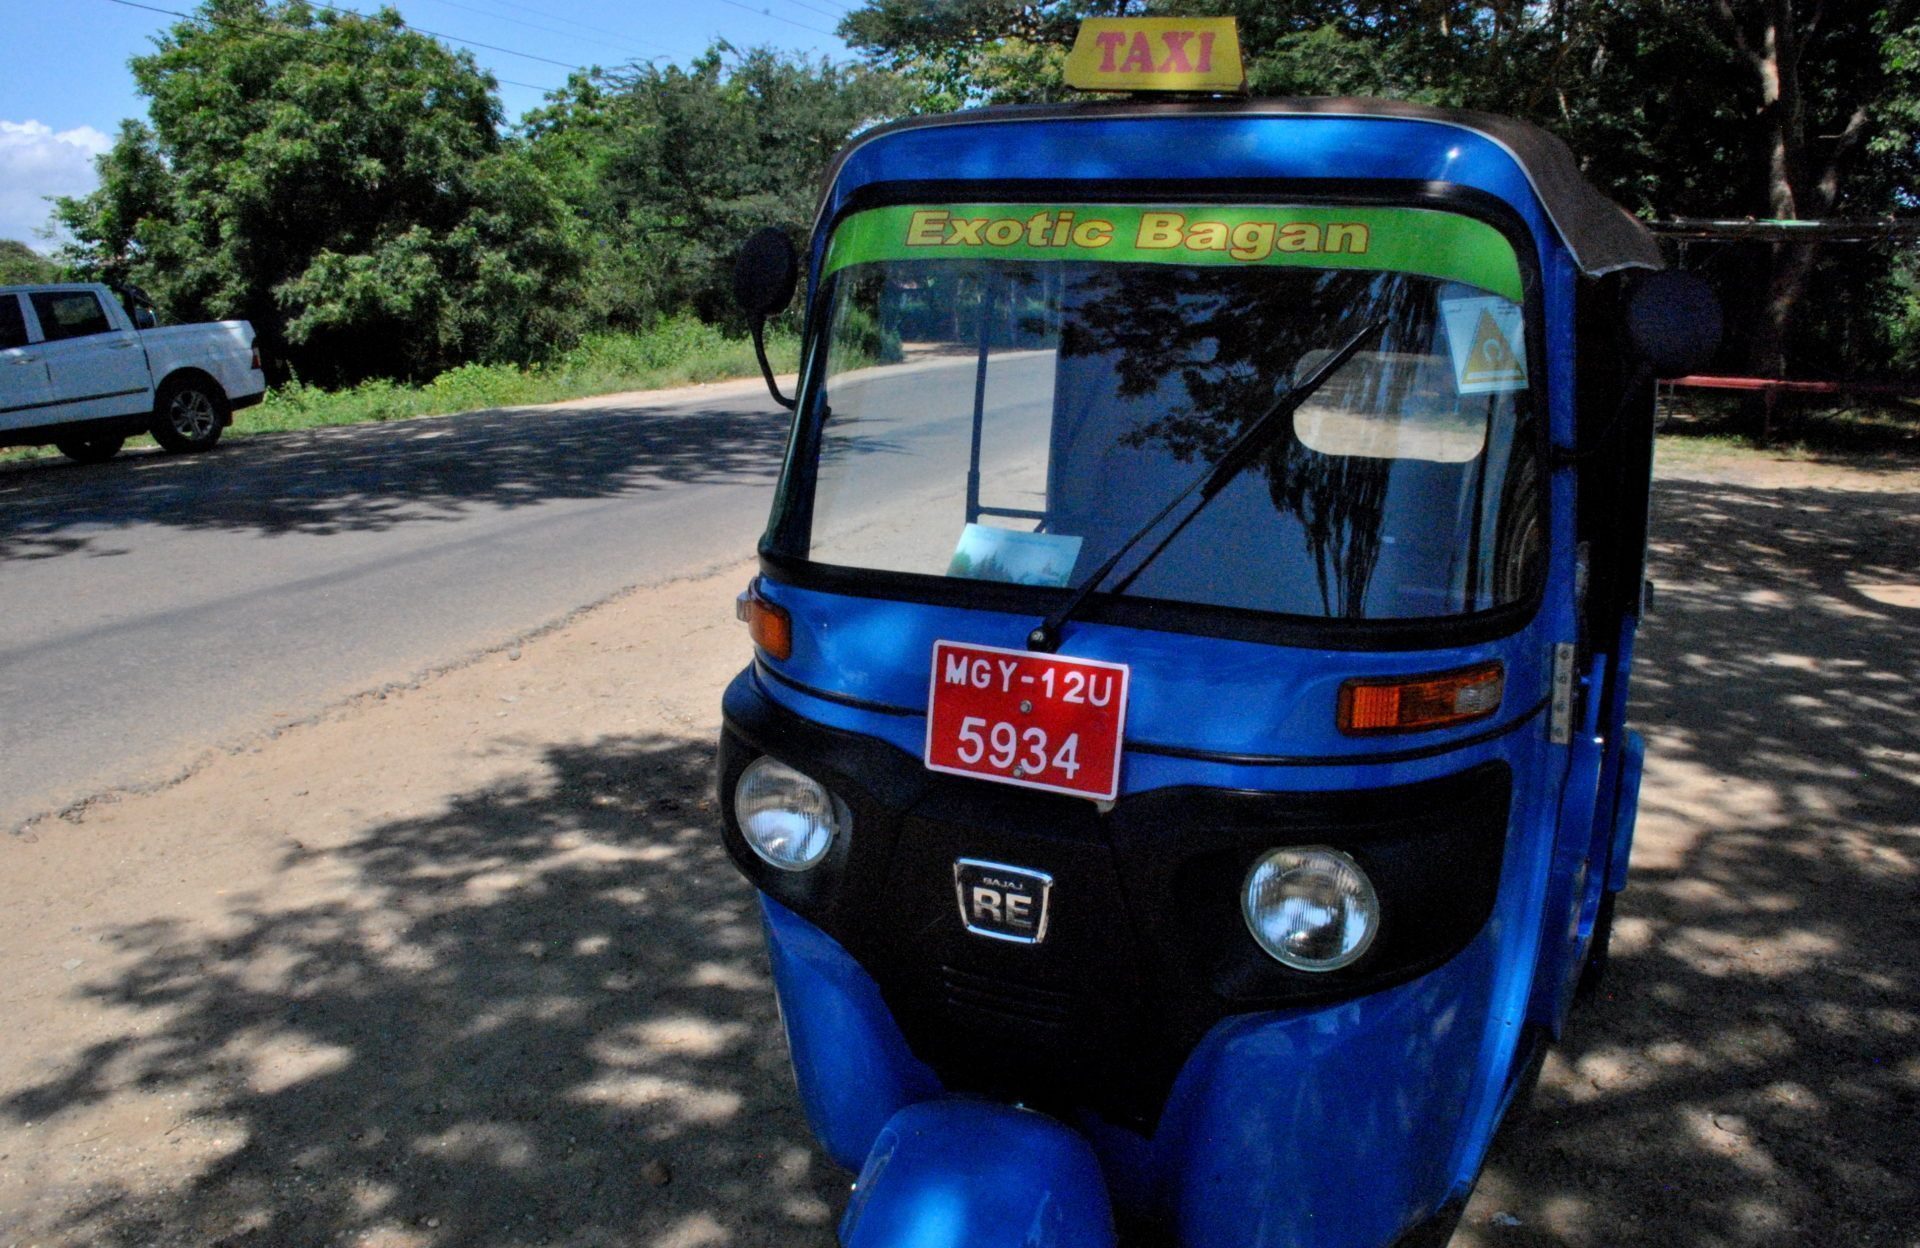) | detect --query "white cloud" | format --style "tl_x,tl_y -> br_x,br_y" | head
0,120 -> 113,250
